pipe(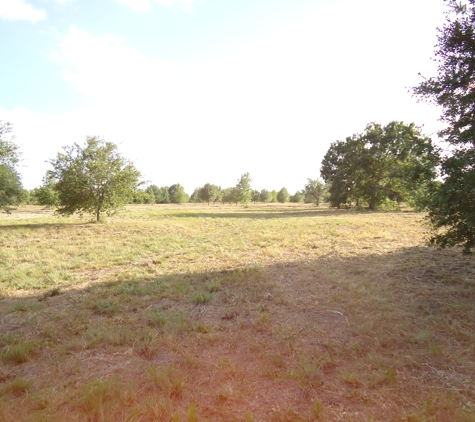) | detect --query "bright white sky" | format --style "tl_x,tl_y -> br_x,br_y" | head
0,0 -> 445,194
